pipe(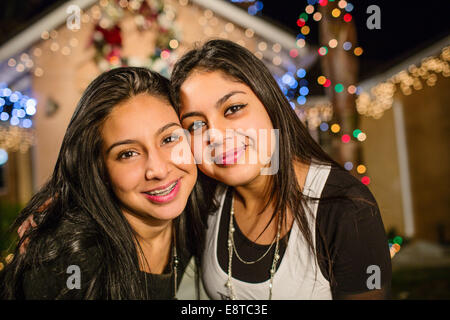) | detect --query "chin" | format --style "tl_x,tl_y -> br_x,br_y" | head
150,201 -> 187,221
211,164 -> 262,187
